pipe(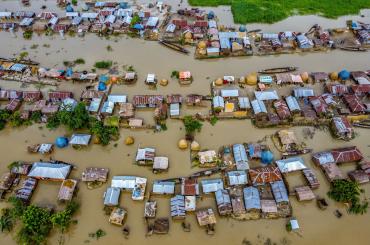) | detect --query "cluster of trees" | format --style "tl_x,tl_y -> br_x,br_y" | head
0,197 -> 80,244
47,102 -> 119,145
328,179 -> 368,215
0,109 -> 41,130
